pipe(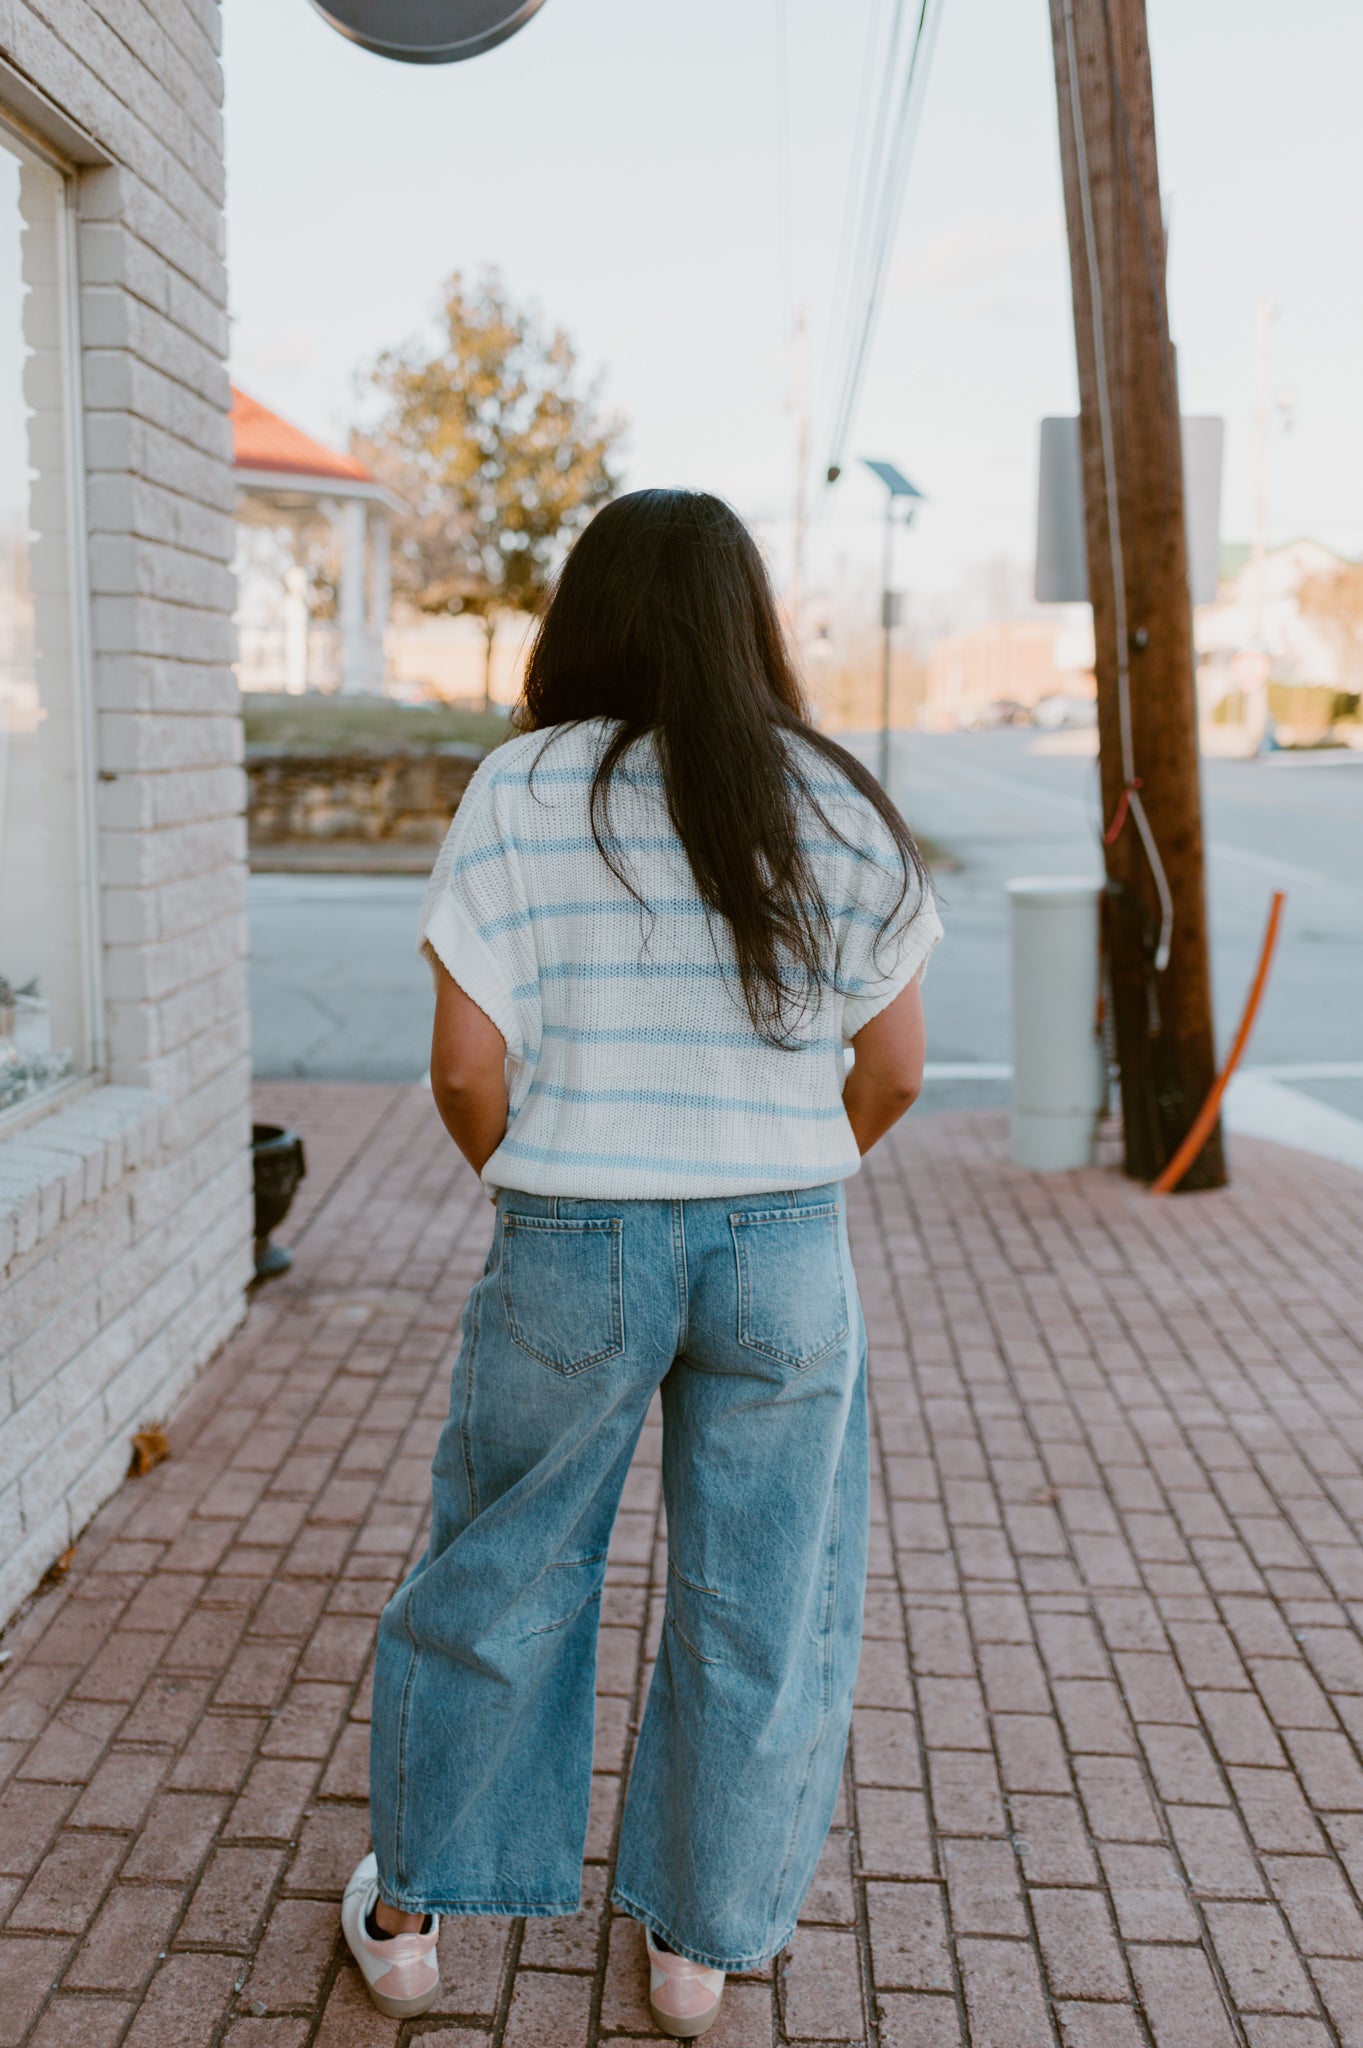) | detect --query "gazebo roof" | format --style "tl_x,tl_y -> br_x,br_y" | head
231,386 -> 400,517
230,386 -> 374,487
